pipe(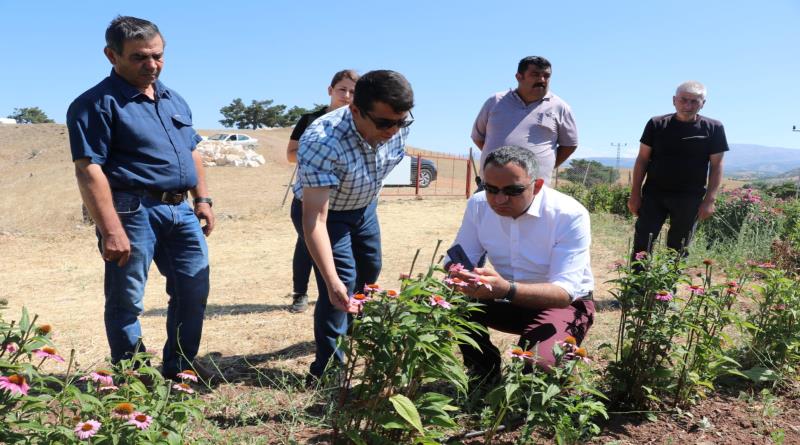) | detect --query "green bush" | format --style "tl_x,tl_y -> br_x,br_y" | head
329,265 -> 484,444
0,308 -> 206,444
606,251 -> 744,408
557,183 -> 630,217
